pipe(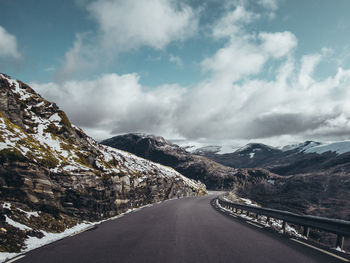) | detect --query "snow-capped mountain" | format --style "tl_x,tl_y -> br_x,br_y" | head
281,141 -> 321,152
304,140 -> 350,155
180,141 -> 239,155
234,143 -> 279,158
0,73 -> 206,254
192,139 -> 350,175
192,145 -> 222,155
282,140 -> 350,155
193,142 -> 283,170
